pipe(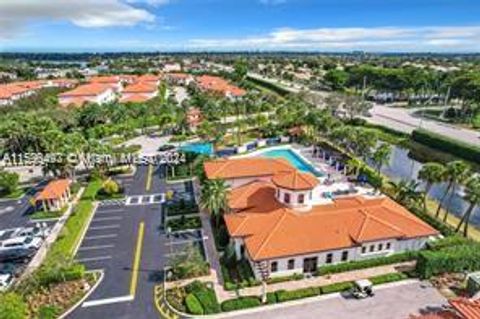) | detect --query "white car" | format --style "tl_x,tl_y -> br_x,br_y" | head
0,236 -> 43,251
0,273 -> 13,291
